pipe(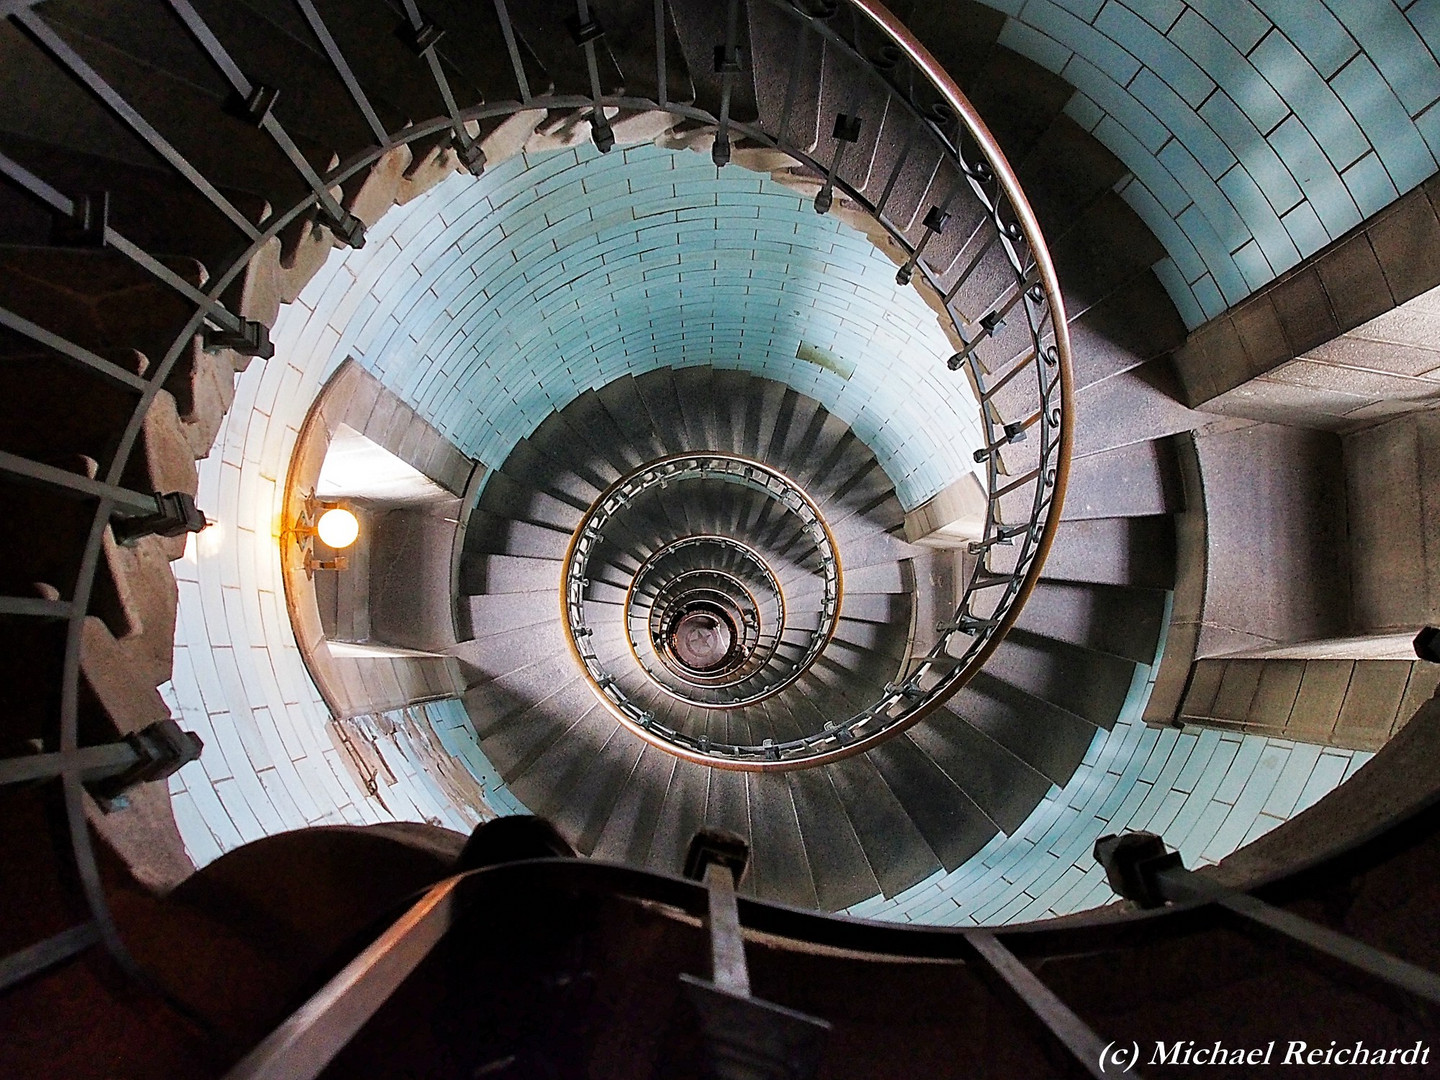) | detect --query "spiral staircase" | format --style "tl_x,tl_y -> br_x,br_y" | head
0,0 -> 1200,938
455,364 -> 1174,908
18,0 -> 1435,1077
